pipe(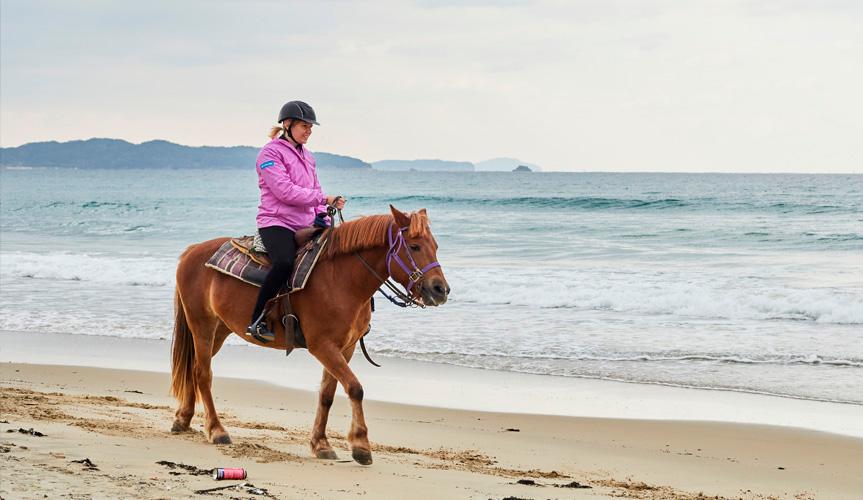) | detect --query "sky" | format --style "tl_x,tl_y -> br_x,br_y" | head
1,0 -> 861,172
